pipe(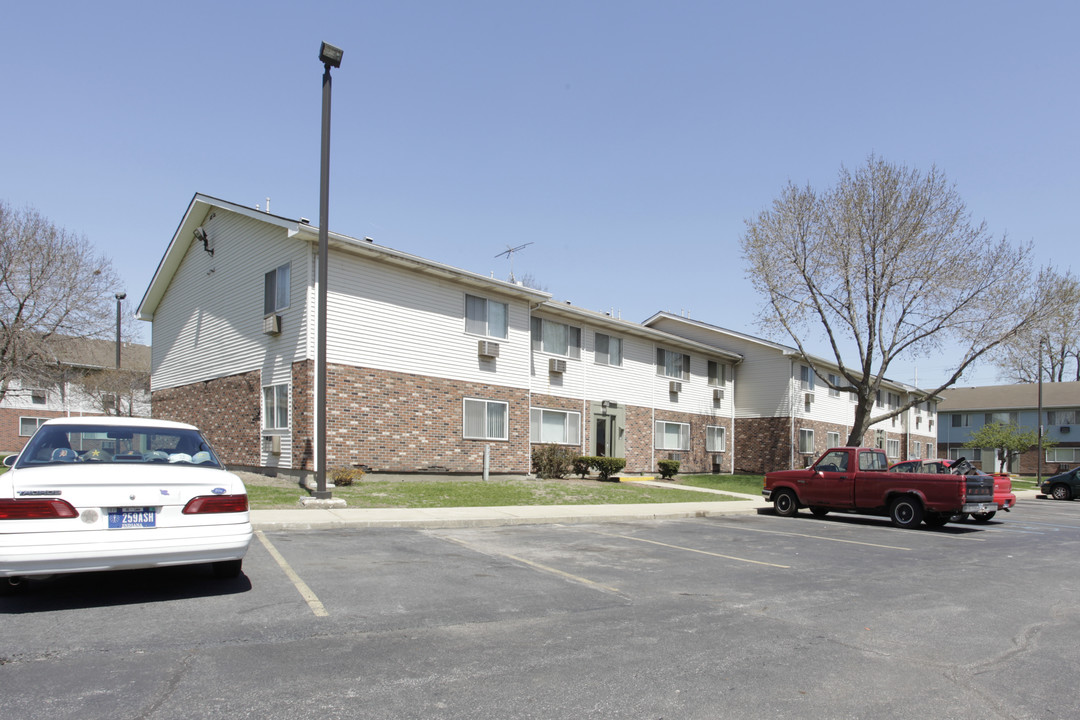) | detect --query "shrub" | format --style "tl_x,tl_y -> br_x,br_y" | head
330,466 -> 365,486
532,444 -> 577,479
572,456 -> 593,478
592,457 -> 627,481
657,459 -> 680,479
